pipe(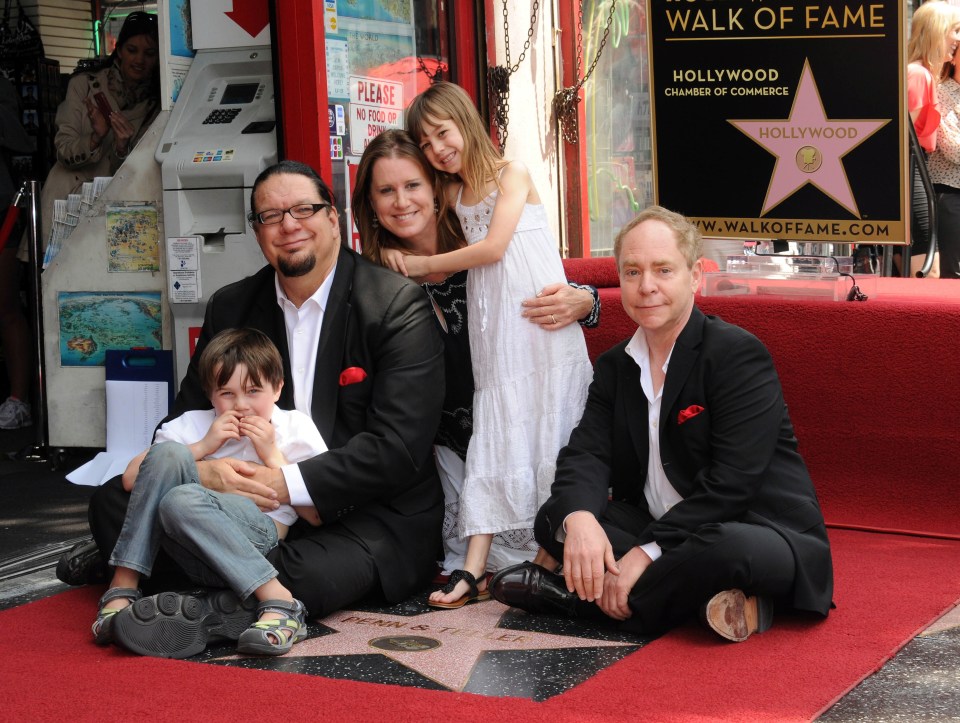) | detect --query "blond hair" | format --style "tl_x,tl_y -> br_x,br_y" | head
406,81 -> 505,199
908,0 -> 960,77
613,205 -> 703,269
